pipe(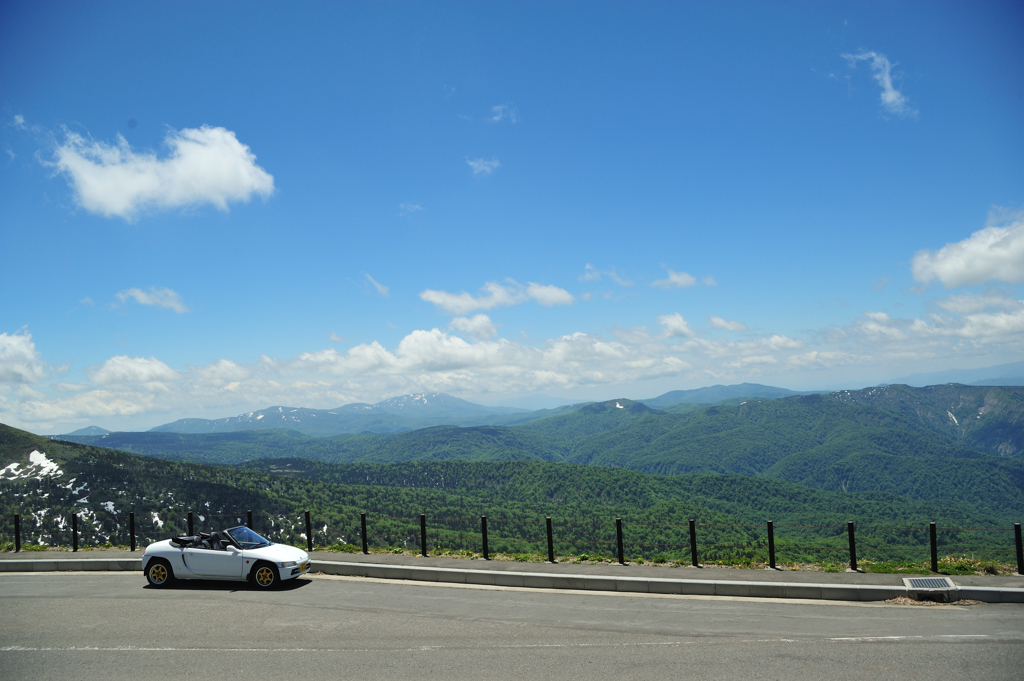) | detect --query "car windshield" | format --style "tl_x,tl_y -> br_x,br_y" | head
225,526 -> 272,549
